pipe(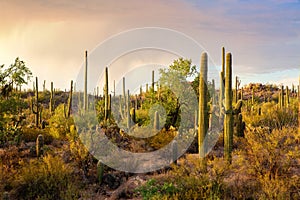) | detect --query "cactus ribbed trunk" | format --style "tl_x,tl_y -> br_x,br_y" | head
97,161 -> 104,184
127,90 -> 131,130
285,86 -> 289,108
36,134 -> 44,157
224,53 -> 233,163
84,51 -> 88,111
31,77 -> 40,127
252,88 -> 254,105
152,70 -> 155,92
211,79 -> 215,105
280,85 -> 284,109
235,76 -> 238,103
154,111 -> 159,131
219,72 -> 224,123
104,67 -> 109,120
49,82 -> 54,114
198,52 -> 208,159
68,81 -> 73,117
